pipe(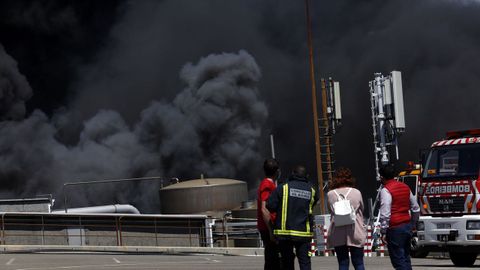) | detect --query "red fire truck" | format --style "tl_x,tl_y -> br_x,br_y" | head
416,129 -> 480,267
